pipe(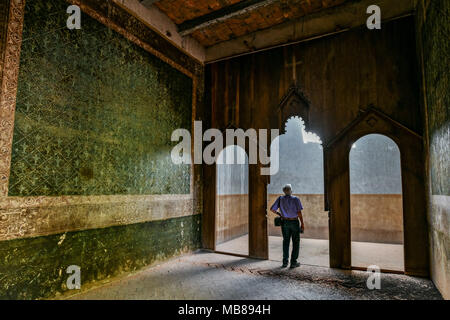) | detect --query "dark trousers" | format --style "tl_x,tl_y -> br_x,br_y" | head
281,220 -> 300,265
